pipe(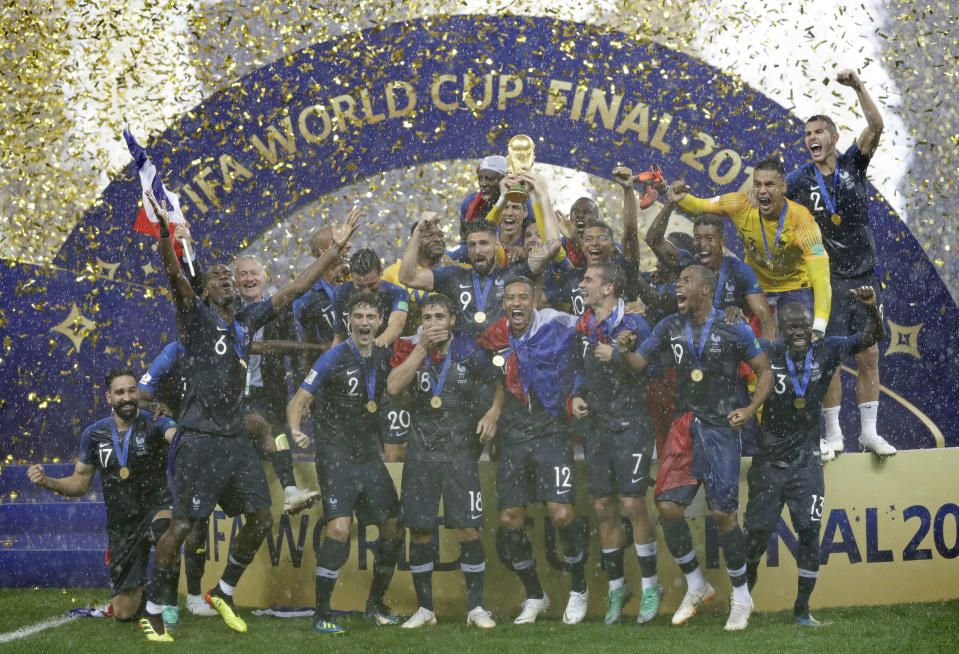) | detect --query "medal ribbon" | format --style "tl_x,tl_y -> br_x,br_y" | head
471,269 -> 496,315
759,201 -> 788,259
684,308 -> 718,371
712,257 -> 728,308
110,419 -> 134,470
347,338 -> 377,403
813,164 -> 841,216
427,349 -> 454,400
785,345 -> 815,401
